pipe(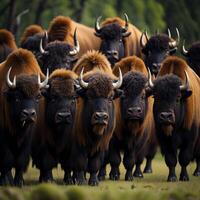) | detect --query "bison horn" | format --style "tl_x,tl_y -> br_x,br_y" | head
69,28 -> 80,56
38,68 -> 49,89
79,68 -> 89,88
95,16 -> 102,33
6,67 -> 16,89
40,38 -> 48,55
147,67 -> 154,89
180,70 -> 190,91
168,28 -> 180,48
182,40 -> 188,56
112,68 -> 123,89
122,13 -> 129,33
140,30 -> 149,48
